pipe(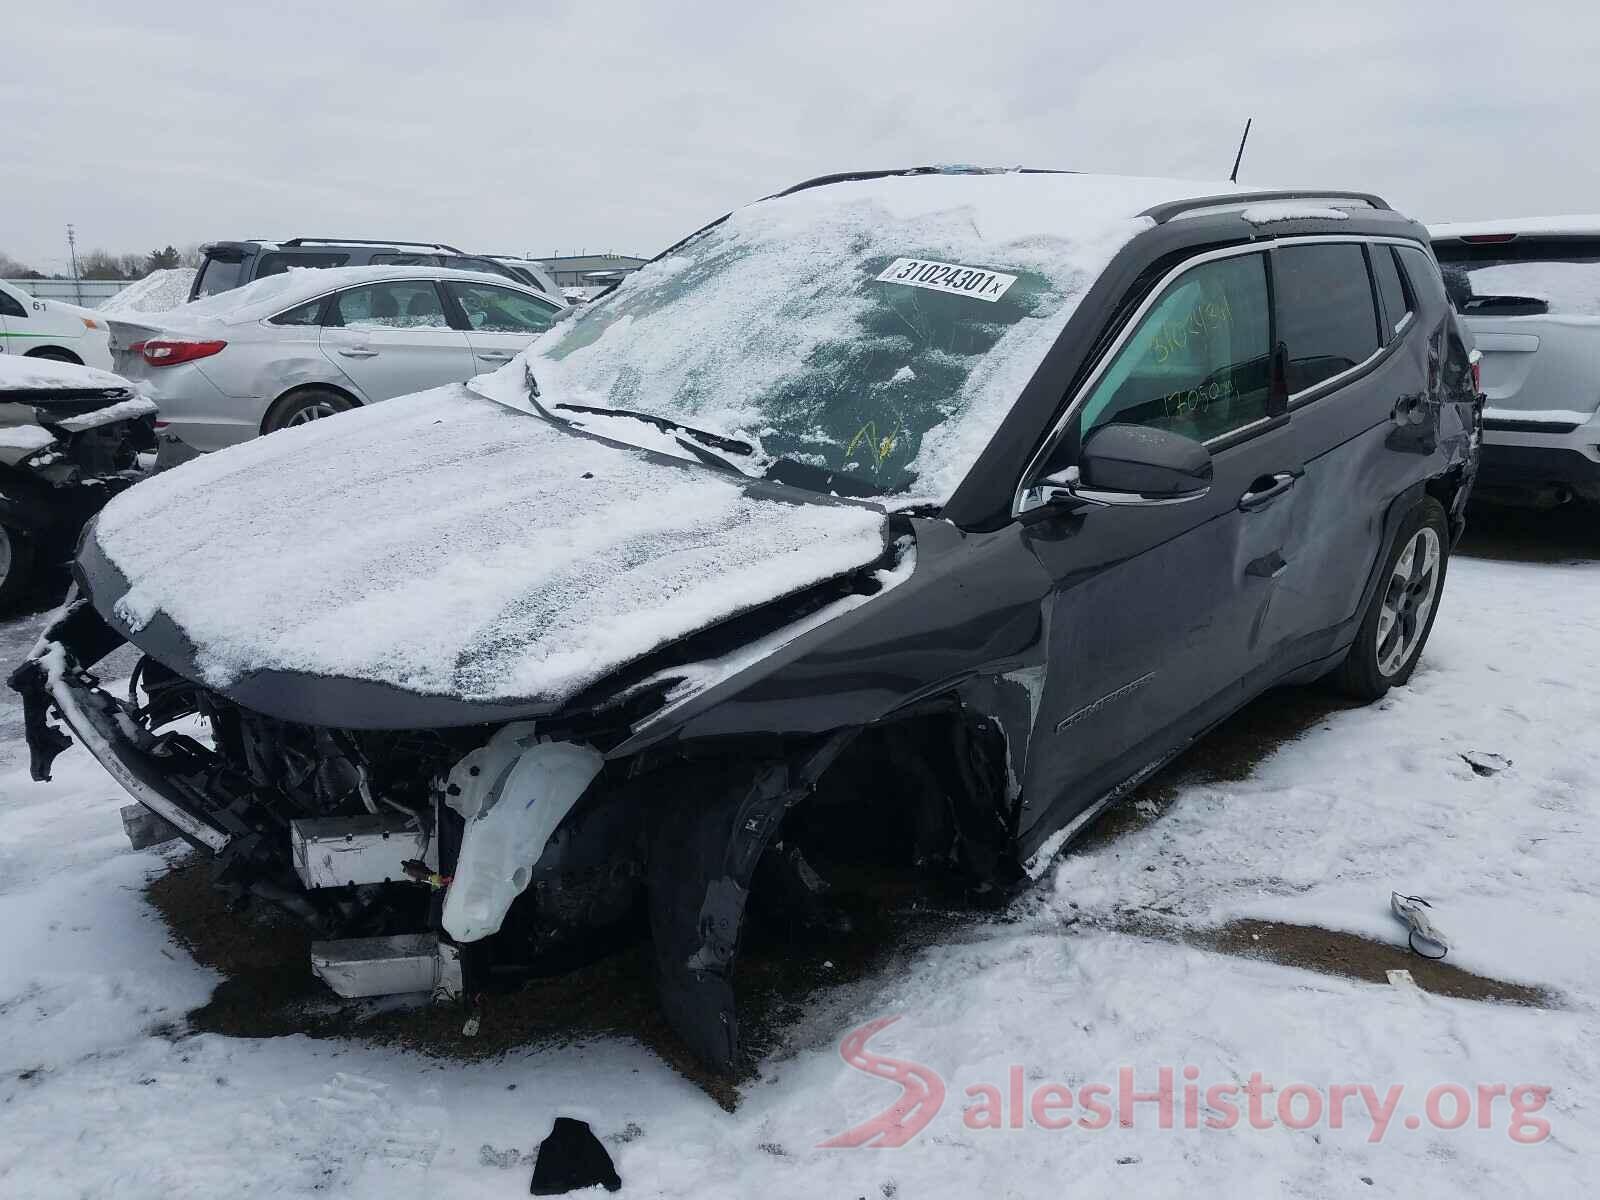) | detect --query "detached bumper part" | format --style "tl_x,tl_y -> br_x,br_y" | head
311,933 -> 463,1001
9,633 -> 232,854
